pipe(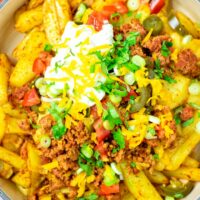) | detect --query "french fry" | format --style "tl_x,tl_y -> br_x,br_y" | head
39,195 -> 52,200
0,160 -> 13,179
12,171 -> 31,188
144,170 -> 169,184
182,156 -> 199,168
0,54 -> 11,106
159,73 -> 190,109
120,162 -> 162,200
15,5 -> 43,33
14,5 -> 27,22
165,131 -> 200,170
122,192 -> 136,200
164,167 -> 200,181
2,134 -> 23,153
5,116 -> 28,135
0,107 -> 6,142
28,0 -> 44,9
43,0 -> 71,44
0,146 -> 25,169
12,27 -> 47,60
10,28 -> 47,87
